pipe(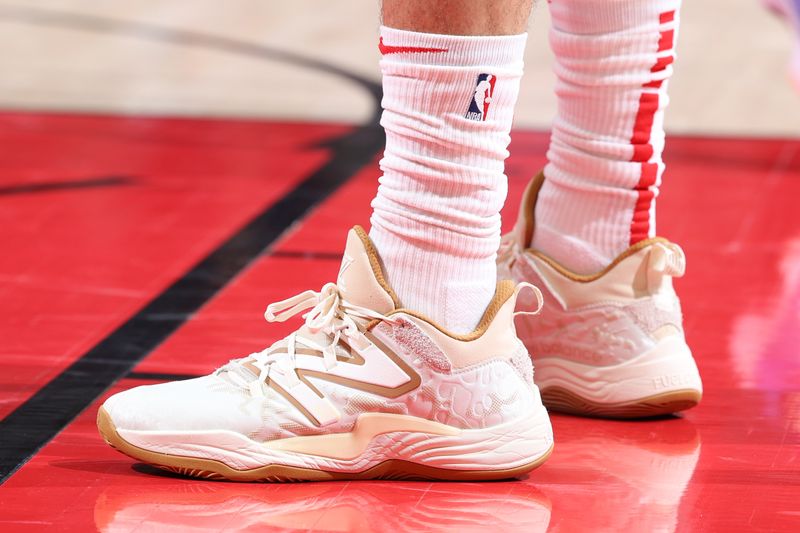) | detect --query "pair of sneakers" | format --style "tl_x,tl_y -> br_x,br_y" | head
98,174 -> 703,481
